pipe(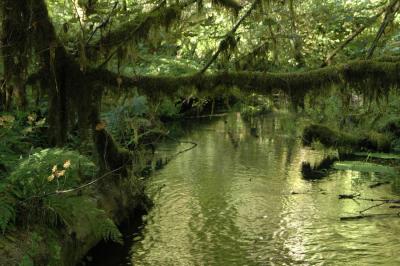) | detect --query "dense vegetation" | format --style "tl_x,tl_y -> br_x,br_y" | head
0,0 -> 399,264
